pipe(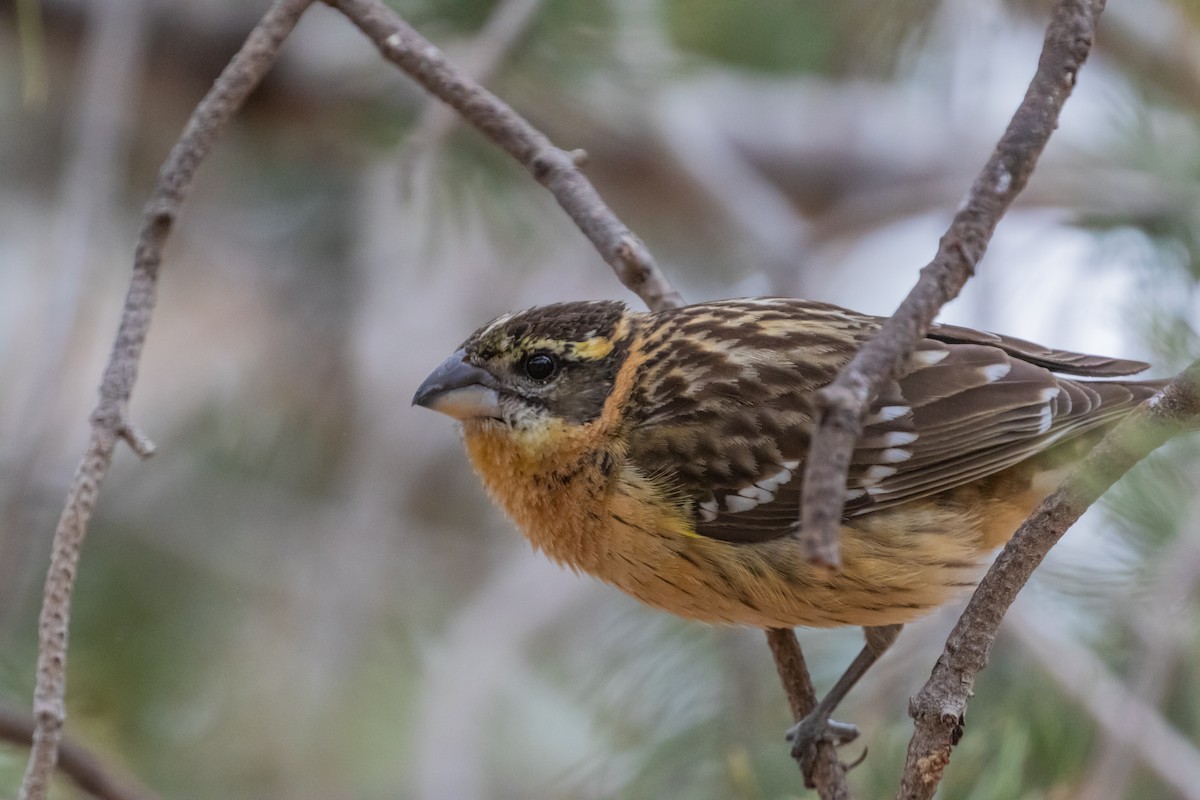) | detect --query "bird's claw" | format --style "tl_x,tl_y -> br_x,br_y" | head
785,714 -> 861,787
